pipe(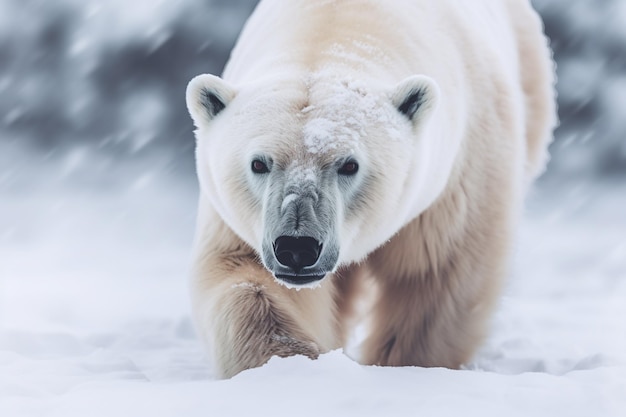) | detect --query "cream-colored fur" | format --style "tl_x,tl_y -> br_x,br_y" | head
187,0 -> 556,378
